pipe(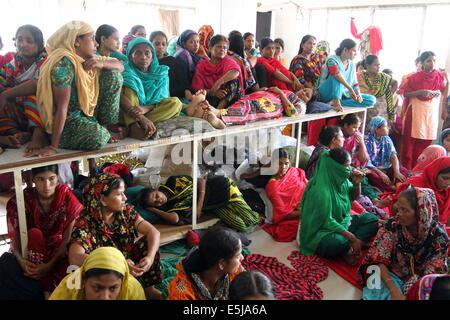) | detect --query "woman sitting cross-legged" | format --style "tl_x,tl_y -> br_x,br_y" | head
138,175 -> 260,232
68,173 -> 163,300
120,37 -> 182,140
364,116 -> 408,192
316,38 -> 375,111
299,148 -> 379,264
359,186 -> 450,300
192,34 -> 244,109
29,21 -> 124,157
0,25 -> 48,152
262,148 -> 308,242
0,164 -> 82,299
168,227 -> 244,300
50,247 -> 145,300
